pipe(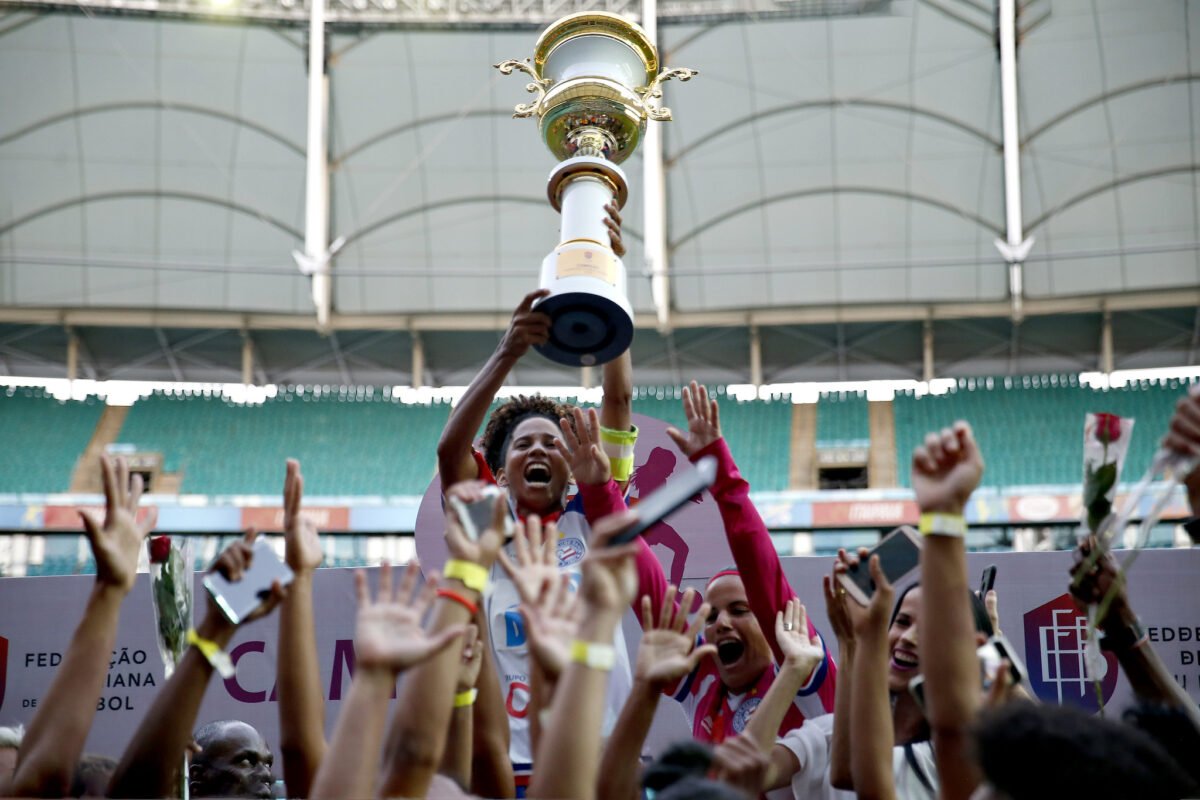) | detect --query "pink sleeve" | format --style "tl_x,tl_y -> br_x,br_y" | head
695,438 -> 793,657
577,479 -> 668,621
695,438 -> 836,707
